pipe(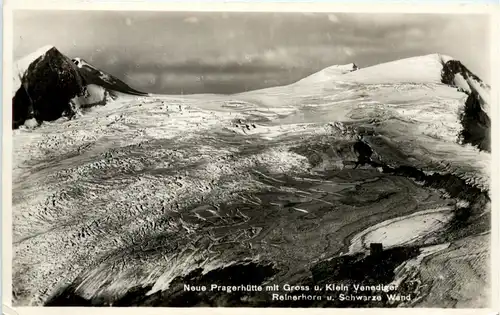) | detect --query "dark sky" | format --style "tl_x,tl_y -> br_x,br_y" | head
14,11 -> 491,94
